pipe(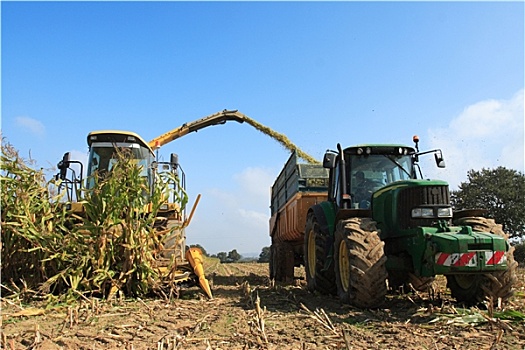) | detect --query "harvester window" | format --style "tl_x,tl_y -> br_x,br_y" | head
86,142 -> 153,189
